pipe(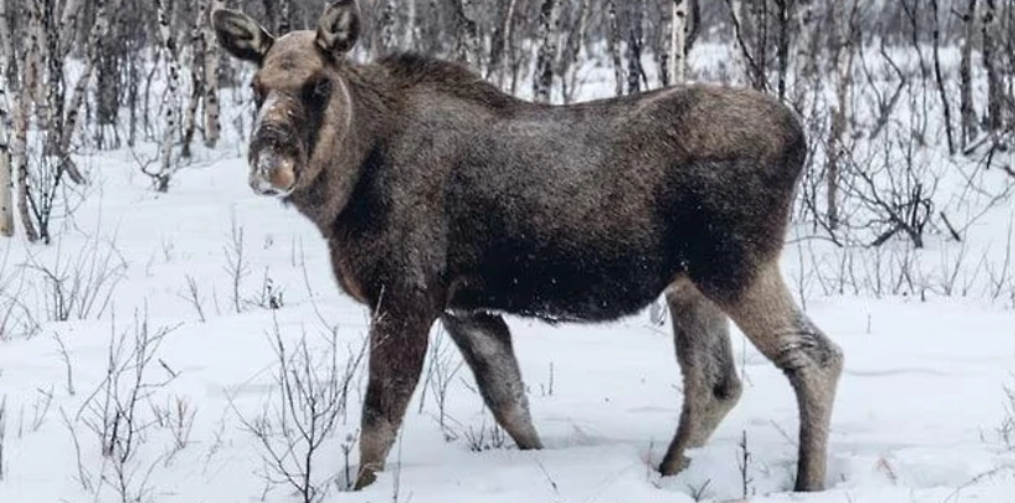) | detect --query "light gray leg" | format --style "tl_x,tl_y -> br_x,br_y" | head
660,280 -> 743,475
441,312 -> 542,449
716,263 -> 843,492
